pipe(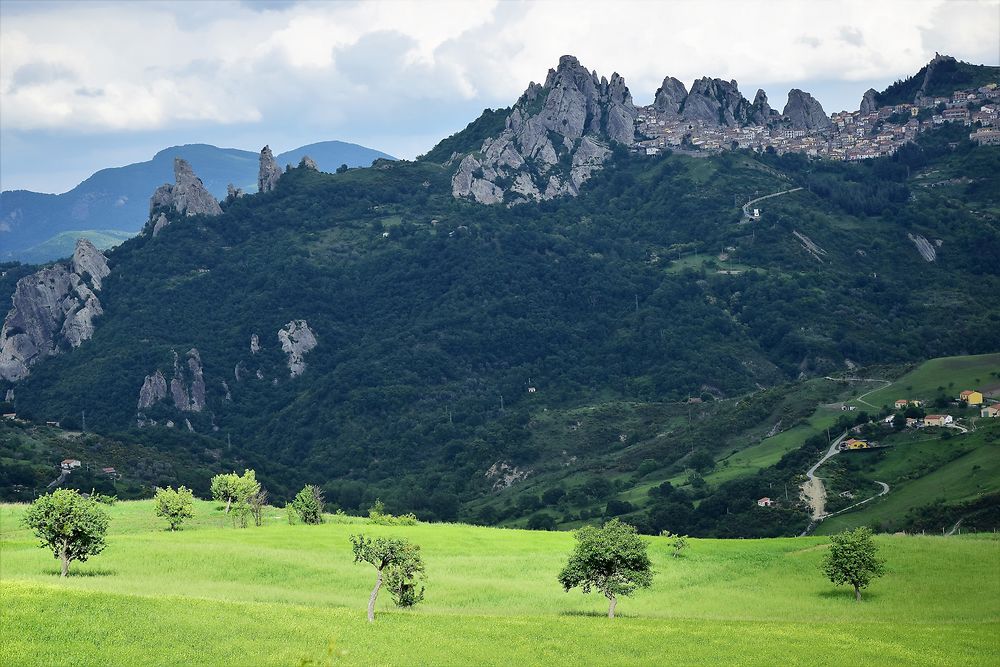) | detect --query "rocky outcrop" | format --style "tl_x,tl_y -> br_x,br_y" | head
0,240 -> 110,381
782,89 -> 832,130
485,461 -> 531,491
681,78 -> 755,126
452,55 -> 637,205
136,348 -> 206,415
226,184 -> 245,201
653,76 -> 688,117
137,371 -> 168,409
278,320 -> 317,377
299,156 -> 318,171
908,233 -> 937,262
750,89 -> 776,125
913,53 -> 958,105
149,158 -> 222,219
859,88 -> 879,115
250,334 -> 260,354
258,145 -> 282,193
